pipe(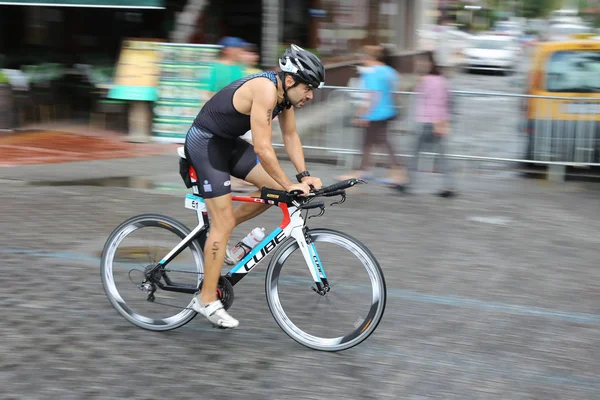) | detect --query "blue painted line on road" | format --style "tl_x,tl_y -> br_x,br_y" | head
544,376 -> 600,387
2,247 -> 600,325
390,290 -> 600,324
262,275 -> 600,325
2,248 -> 101,264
